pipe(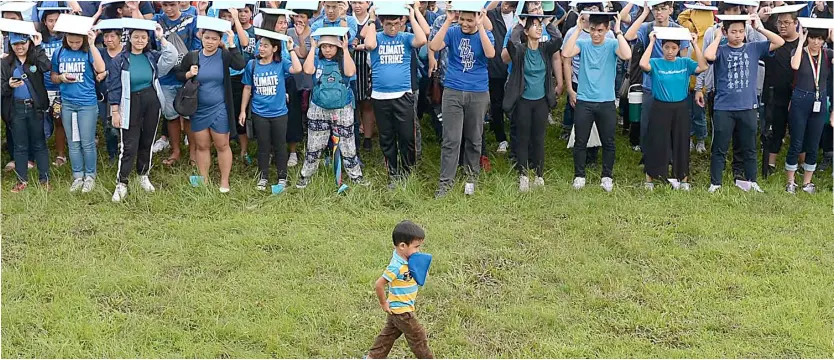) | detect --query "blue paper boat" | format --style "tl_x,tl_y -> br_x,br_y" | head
408,253 -> 432,286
